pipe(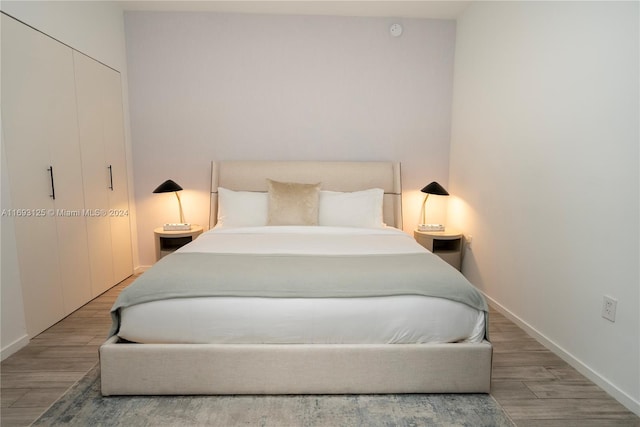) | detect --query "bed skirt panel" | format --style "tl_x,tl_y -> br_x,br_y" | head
99,337 -> 492,395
